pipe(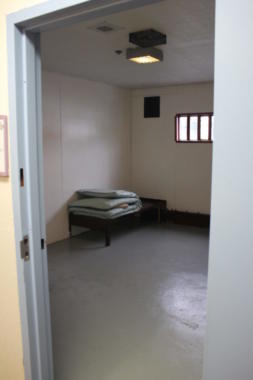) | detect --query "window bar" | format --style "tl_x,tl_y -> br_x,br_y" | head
187,115 -> 190,141
208,115 -> 212,141
198,115 -> 201,141
176,116 -> 179,141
